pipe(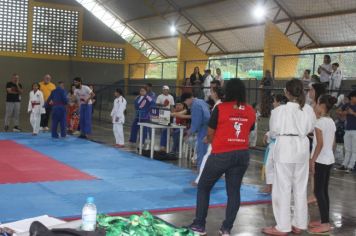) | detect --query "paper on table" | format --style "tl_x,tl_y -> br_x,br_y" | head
0,215 -> 66,233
